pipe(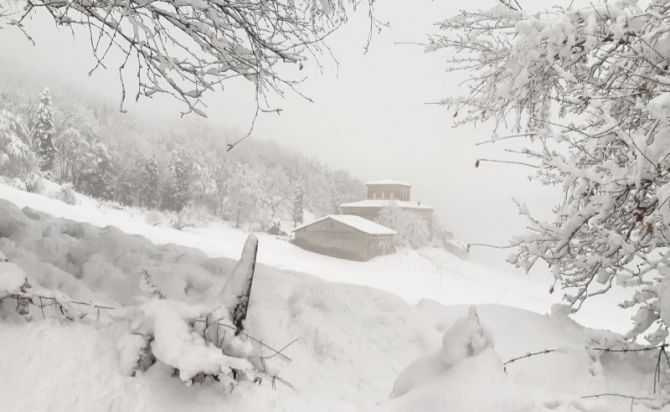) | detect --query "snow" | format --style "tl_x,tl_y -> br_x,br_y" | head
390,306 -> 494,398
340,199 -> 435,210
0,181 -> 632,333
0,181 -> 661,411
386,349 -> 536,412
0,260 -> 25,293
128,298 -> 251,381
649,93 -> 670,121
293,214 -> 397,235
